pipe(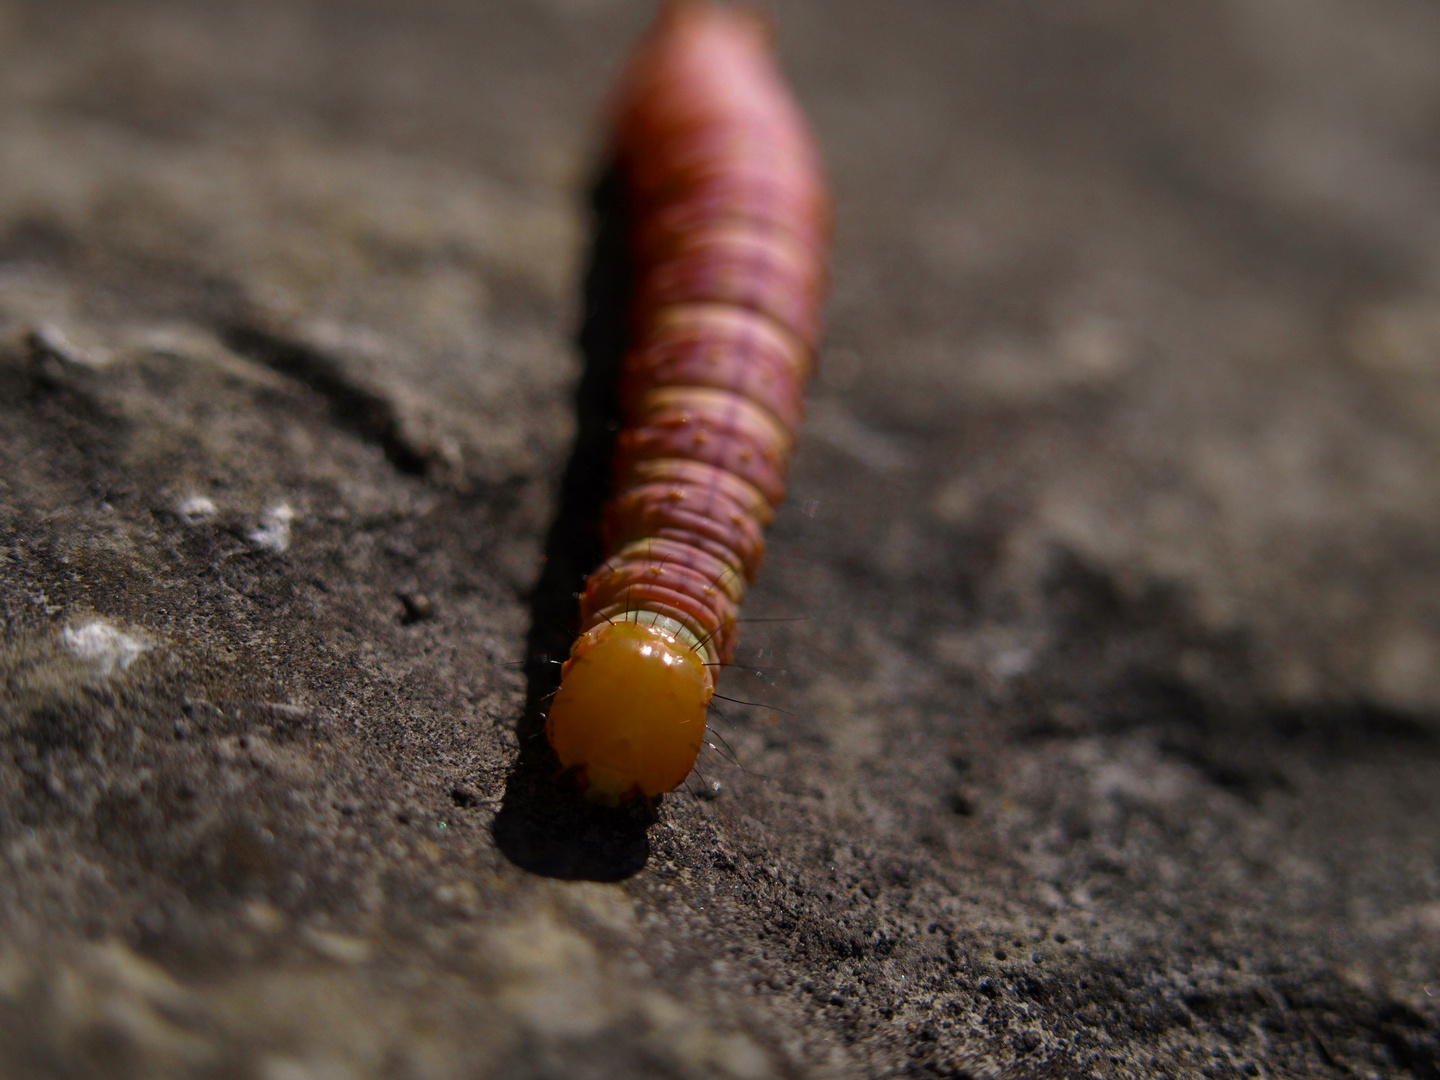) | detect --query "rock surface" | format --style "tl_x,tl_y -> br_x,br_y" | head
1,0 -> 1439,1077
